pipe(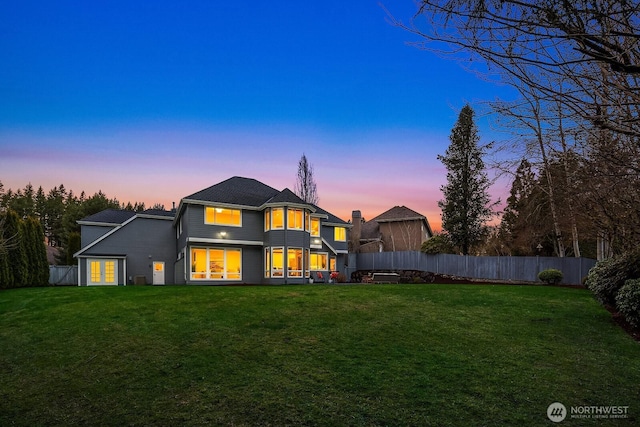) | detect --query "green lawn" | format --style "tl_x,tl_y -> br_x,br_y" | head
0,284 -> 638,426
